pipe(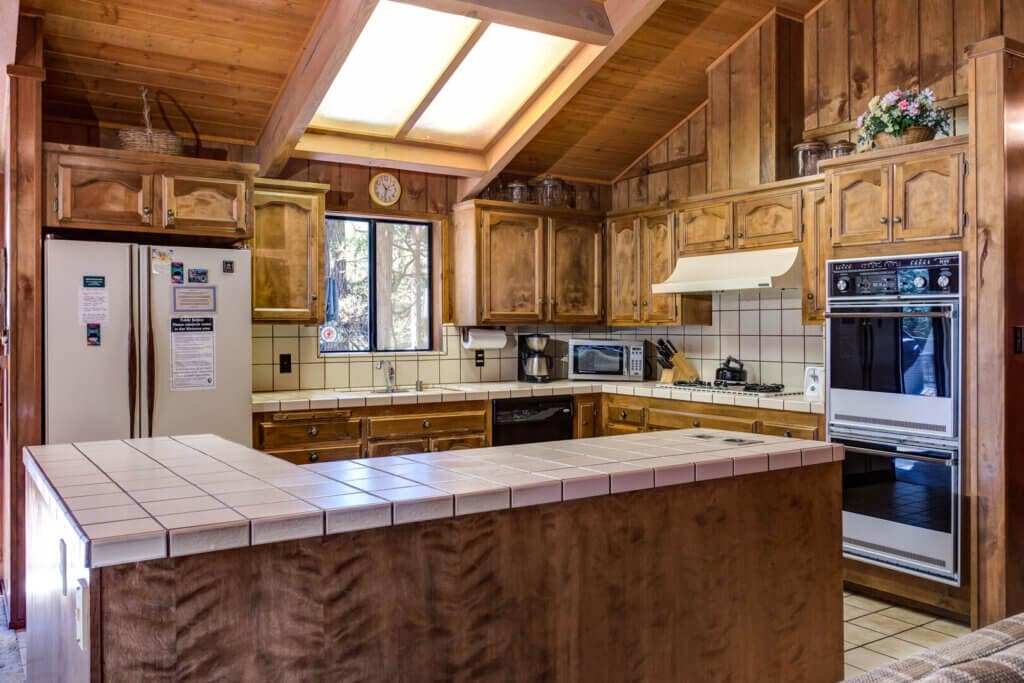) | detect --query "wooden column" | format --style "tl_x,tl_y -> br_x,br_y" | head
3,11 -> 44,629
966,36 -> 1024,628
